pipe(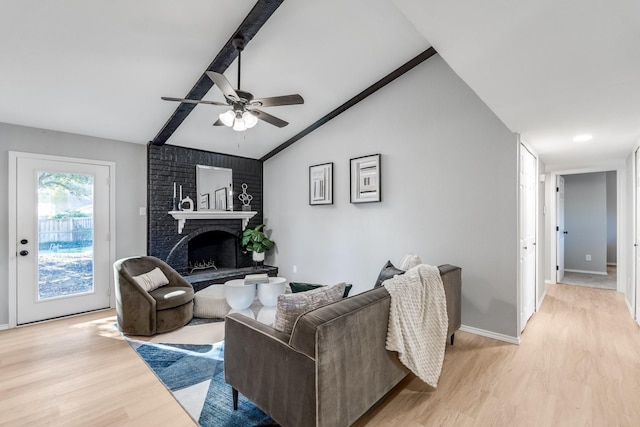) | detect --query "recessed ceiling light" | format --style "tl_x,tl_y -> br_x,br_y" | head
573,134 -> 593,142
